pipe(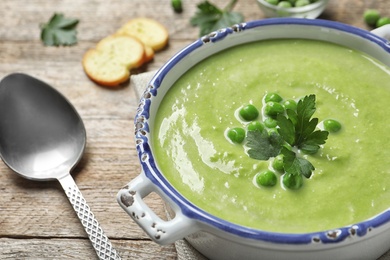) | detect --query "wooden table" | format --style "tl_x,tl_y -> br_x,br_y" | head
1,0 -> 389,259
